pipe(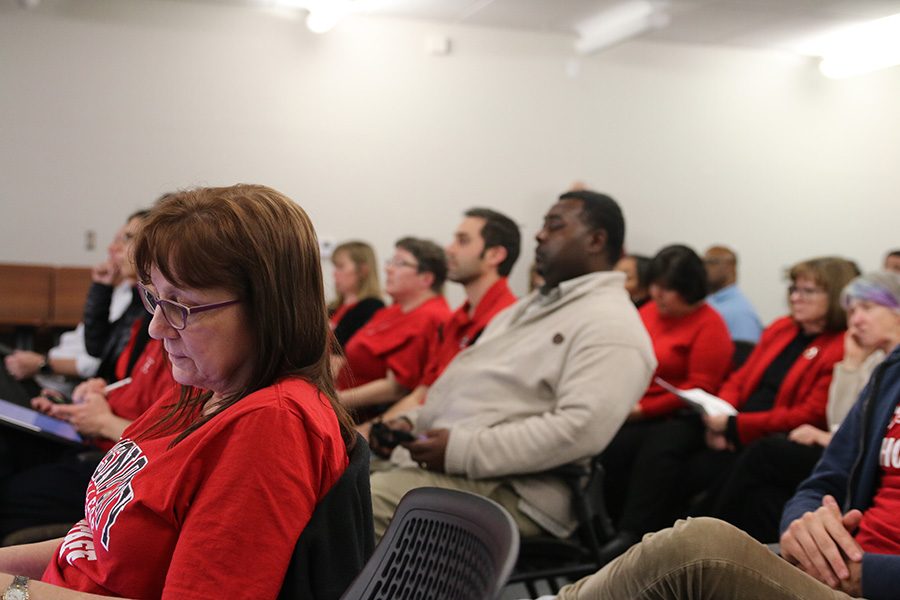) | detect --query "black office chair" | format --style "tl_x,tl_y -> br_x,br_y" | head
339,487 -> 519,600
279,433 -> 375,600
508,456 -> 614,597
